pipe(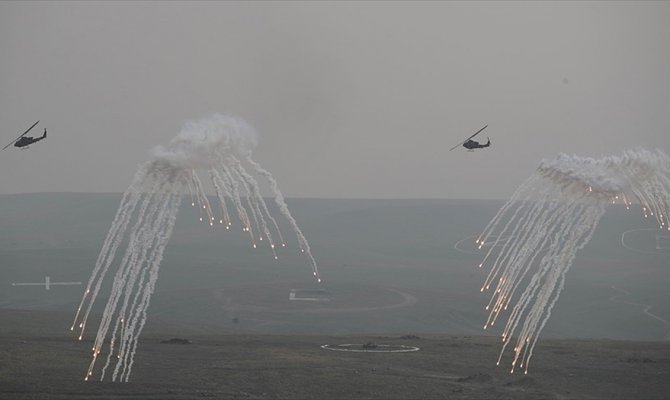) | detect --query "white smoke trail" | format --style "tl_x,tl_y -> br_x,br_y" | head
73,114 -> 320,381
478,148 -> 670,374
246,157 -> 321,282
